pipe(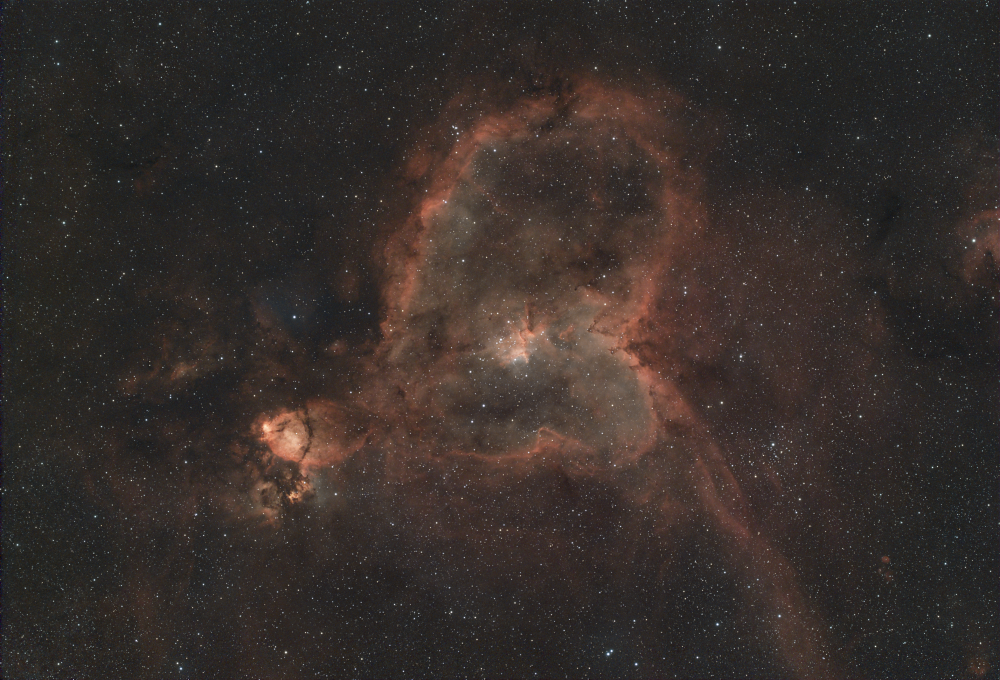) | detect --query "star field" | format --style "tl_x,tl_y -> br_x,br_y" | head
5,2 -> 998,678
